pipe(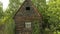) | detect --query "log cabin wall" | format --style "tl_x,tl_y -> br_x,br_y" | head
13,0 -> 42,34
